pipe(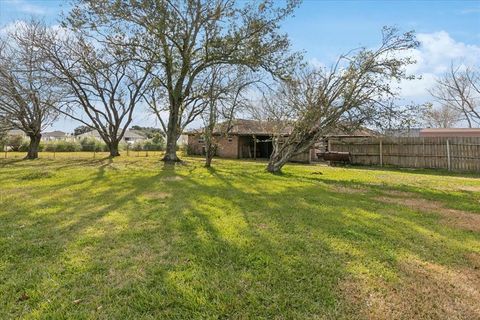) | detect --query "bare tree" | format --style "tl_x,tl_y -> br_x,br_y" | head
201,66 -> 258,167
68,0 -> 301,163
430,65 -> 480,128
0,21 -> 60,159
422,103 -> 462,128
259,27 -> 419,173
39,29 -> 153,157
